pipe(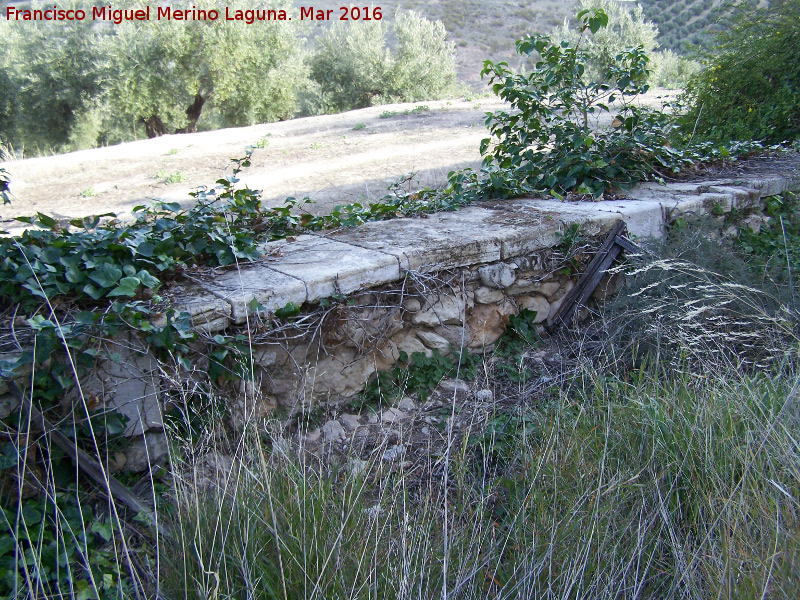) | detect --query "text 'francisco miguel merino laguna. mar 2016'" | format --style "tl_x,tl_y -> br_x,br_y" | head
4,5 -> 385,24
